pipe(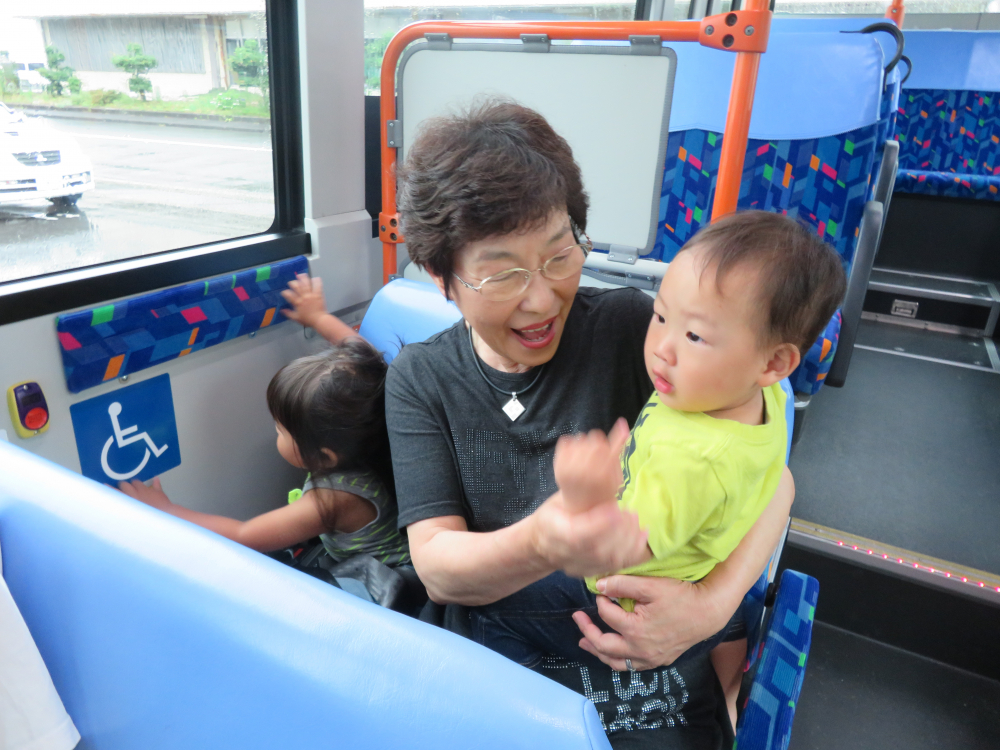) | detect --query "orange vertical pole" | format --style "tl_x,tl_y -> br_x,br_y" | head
710,0 -> 769,222
378,17 -> 768,282
885,0 -> 906,27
